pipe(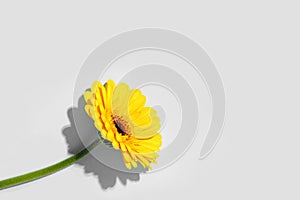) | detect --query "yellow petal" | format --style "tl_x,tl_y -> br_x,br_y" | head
125,163 -> 132,169
122,152 -> 132,163
112,140 -> 120,149
112,83 -> 131,116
